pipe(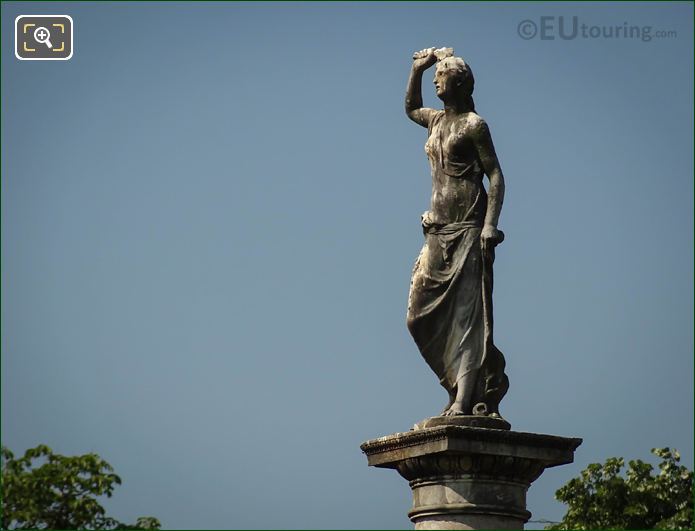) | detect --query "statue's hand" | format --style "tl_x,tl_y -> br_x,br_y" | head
481,225 -> 505,250
412,48 -> 437,71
